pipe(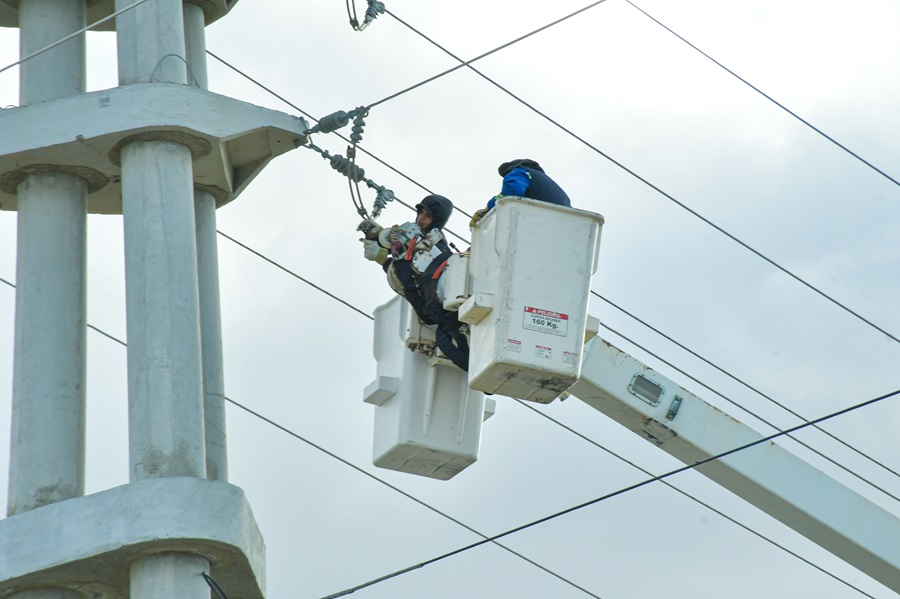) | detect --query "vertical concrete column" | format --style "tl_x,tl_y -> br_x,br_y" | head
19,0 -> 85,104
8,0 -> 87,518
120,140 -> 205,481
130,553 -> 210,599
182,3 -> 208,89
116,0 -> 204,482
115,0 -> 188,85
185,4 -> 228,482
116,0 -> 208,594
194,190 -> 228,481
